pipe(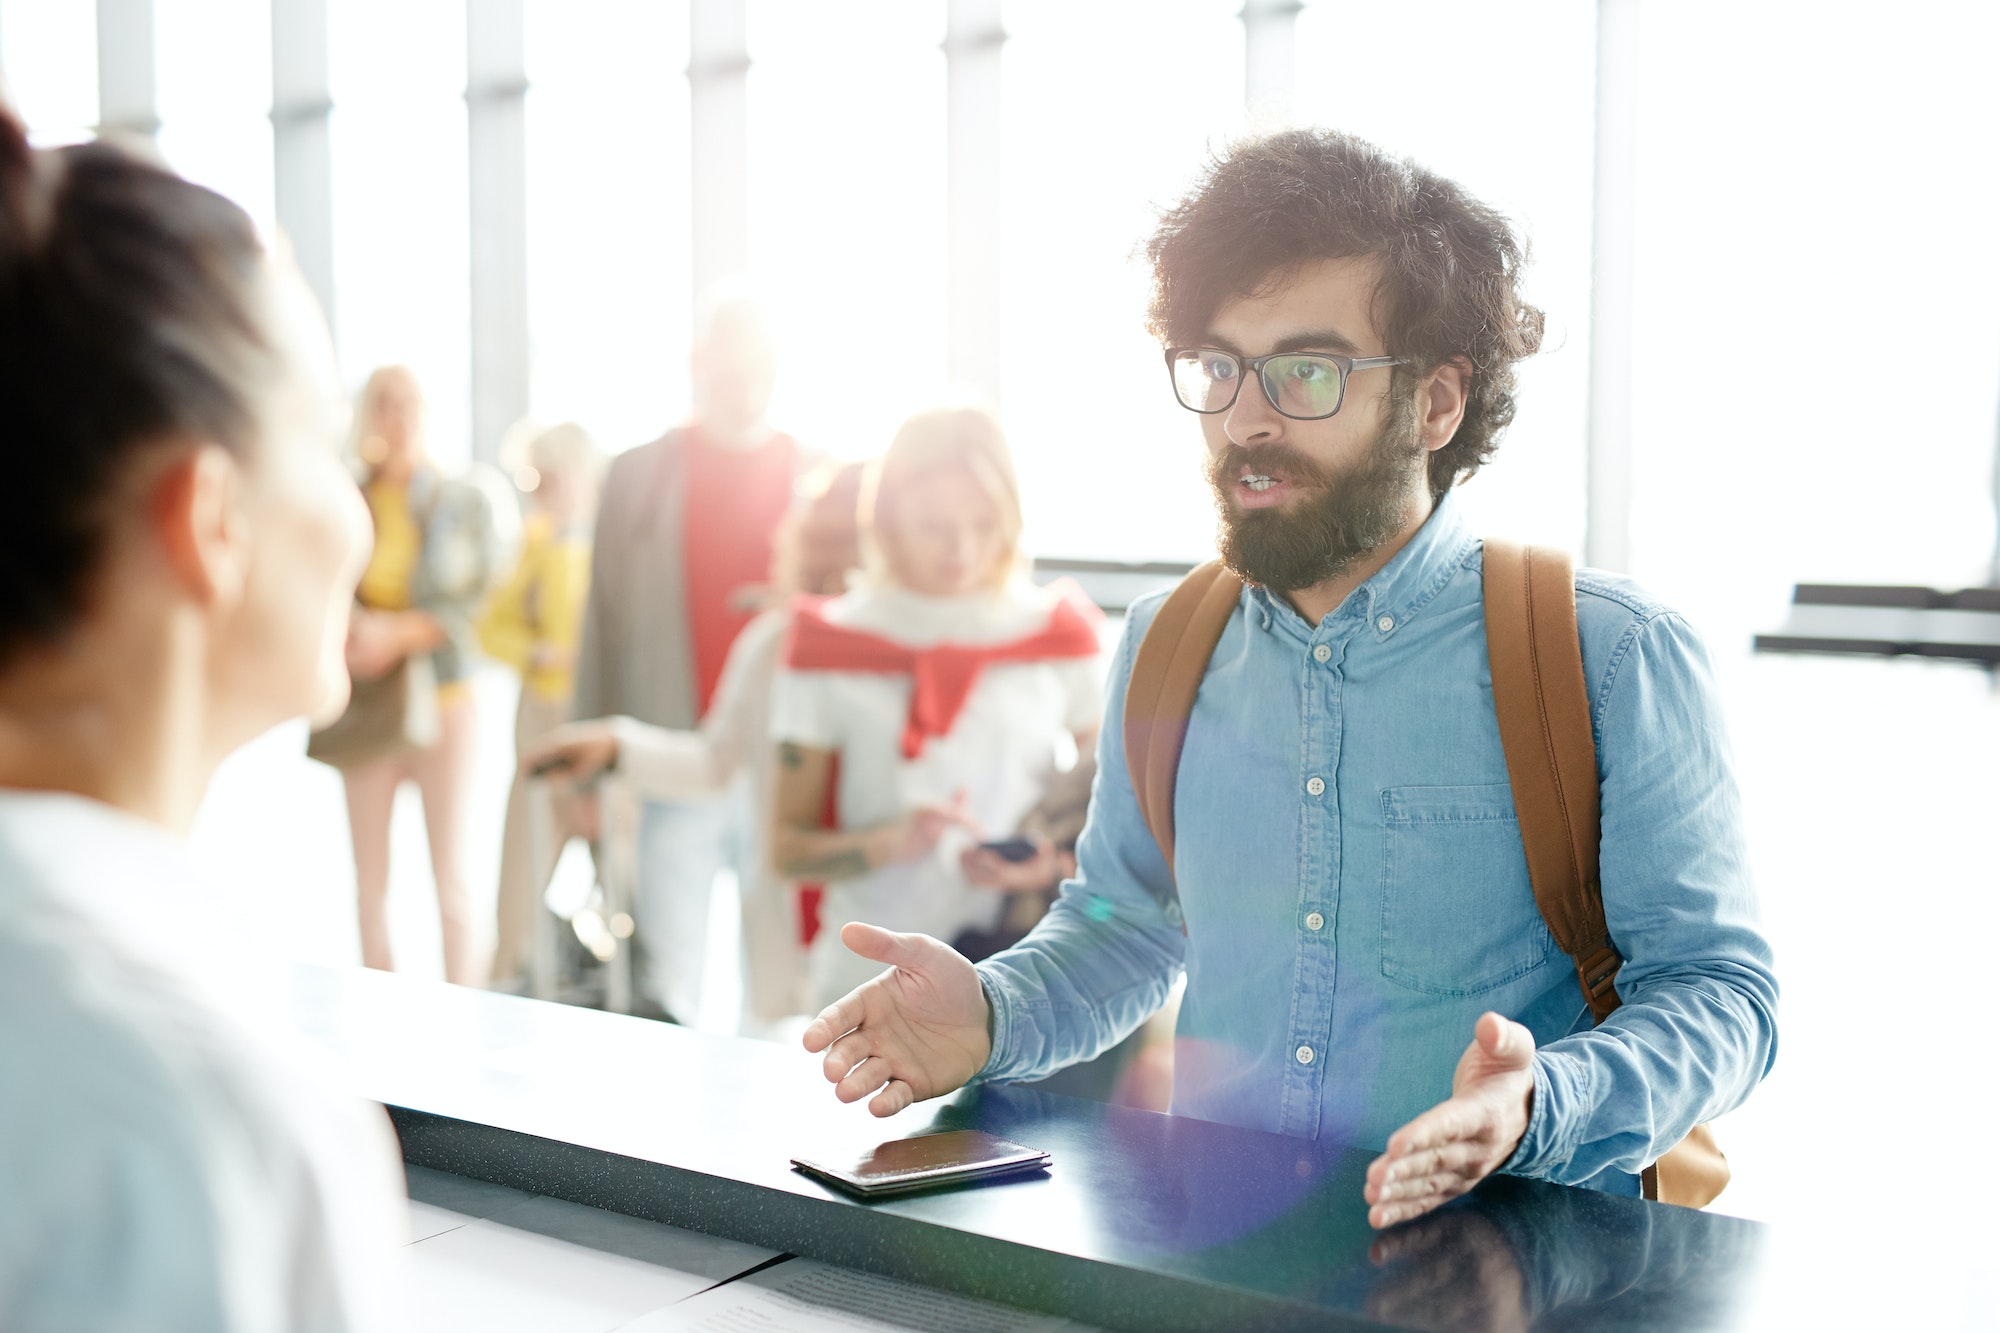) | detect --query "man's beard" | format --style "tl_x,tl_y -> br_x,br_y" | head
1207,398 -> 1426,592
